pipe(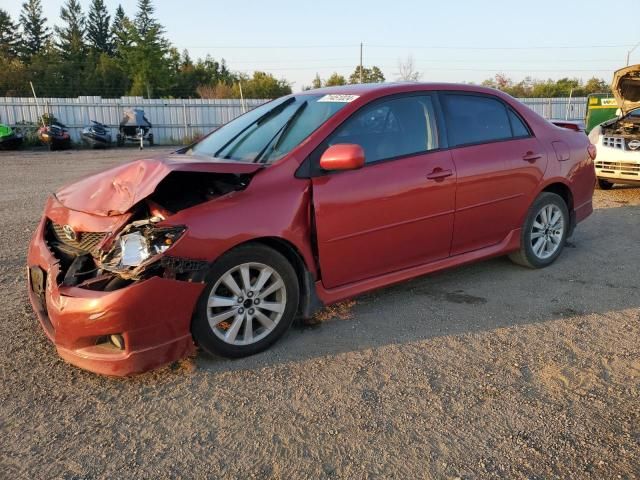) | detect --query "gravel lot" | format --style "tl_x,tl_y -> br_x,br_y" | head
1,148 -> 639,479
